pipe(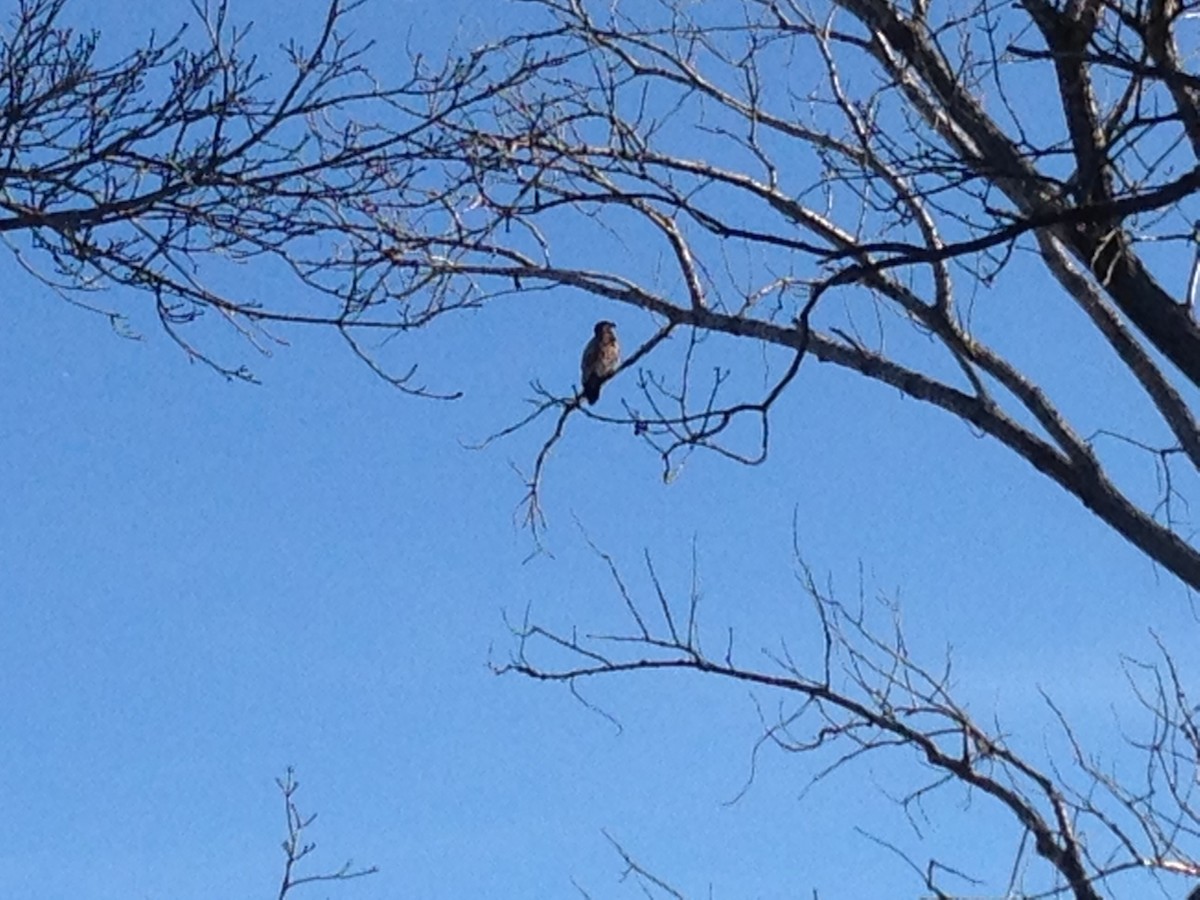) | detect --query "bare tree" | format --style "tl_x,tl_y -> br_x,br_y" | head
17,0 -> 1200,895
356,1 -> 1200,896
20,0 -> 1200,579
361,0 -> 1200,583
